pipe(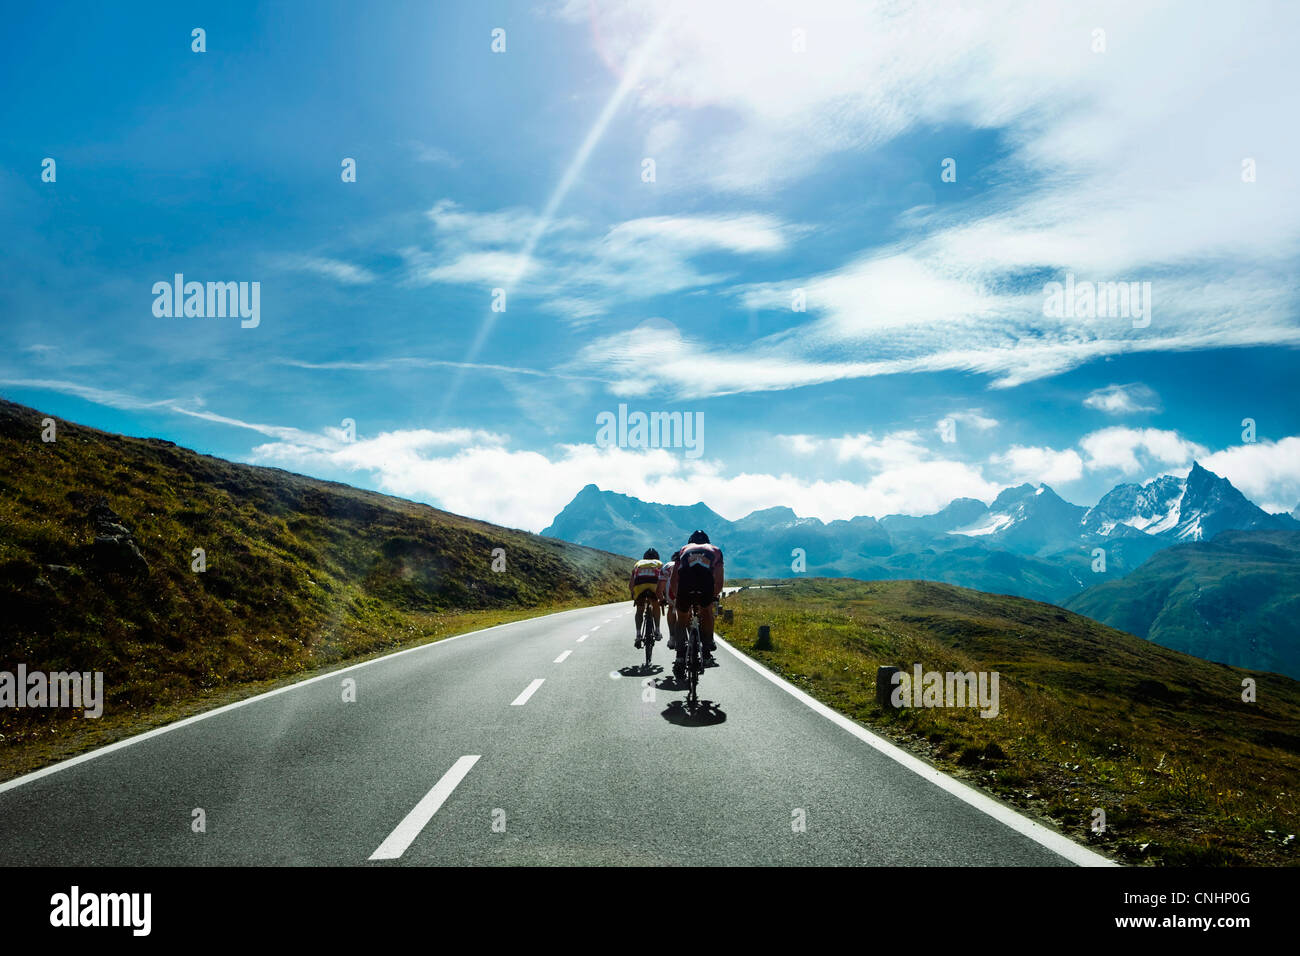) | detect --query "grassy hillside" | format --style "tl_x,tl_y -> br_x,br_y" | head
723,579 -> 1300,866
1065,530 -> 1300,678
0,399 -> 629,778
